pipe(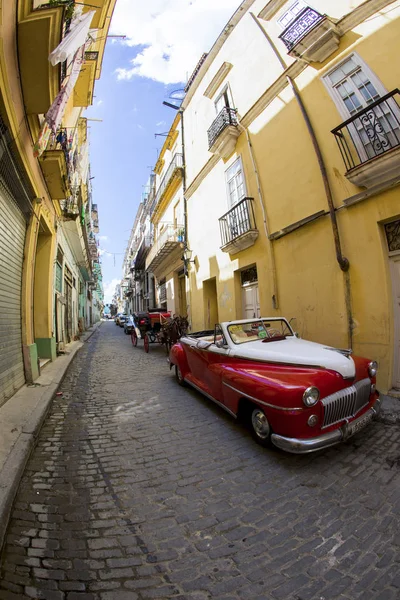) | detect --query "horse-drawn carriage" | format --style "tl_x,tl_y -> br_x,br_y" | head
130,309 -> 188,353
